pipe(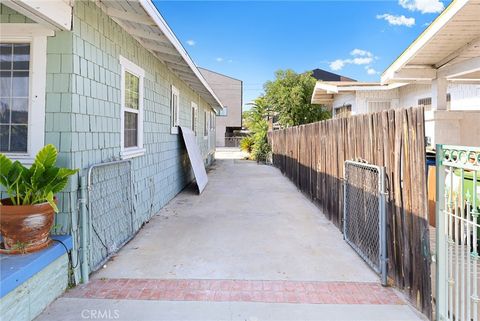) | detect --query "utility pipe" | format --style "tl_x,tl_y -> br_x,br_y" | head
79,176 -> 89,283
